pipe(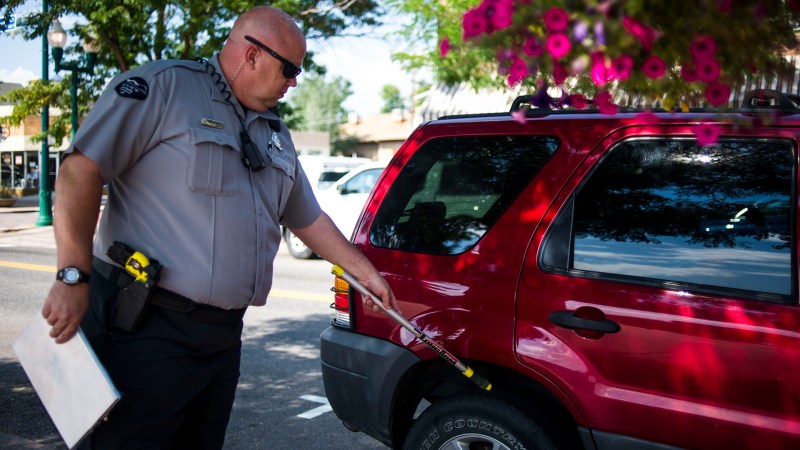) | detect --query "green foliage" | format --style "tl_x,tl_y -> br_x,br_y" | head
387,0 -> 501,89
0,0 -> 383,142
275,101 -> 304,131
331,135 -> 359,155
380,84 -> 405,112
289,72 -> 353,144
